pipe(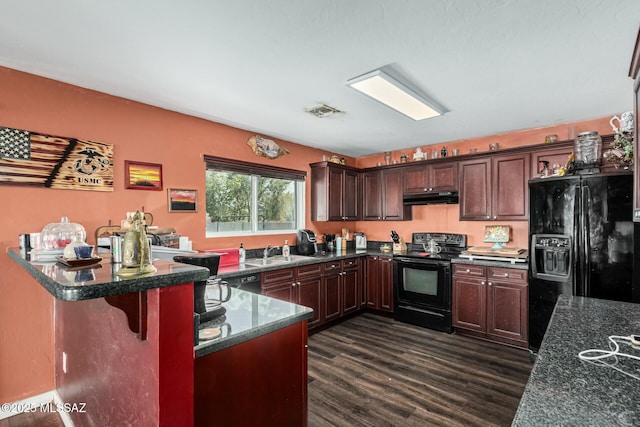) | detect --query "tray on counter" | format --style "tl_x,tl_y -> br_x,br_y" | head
56,256 -> 103,269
